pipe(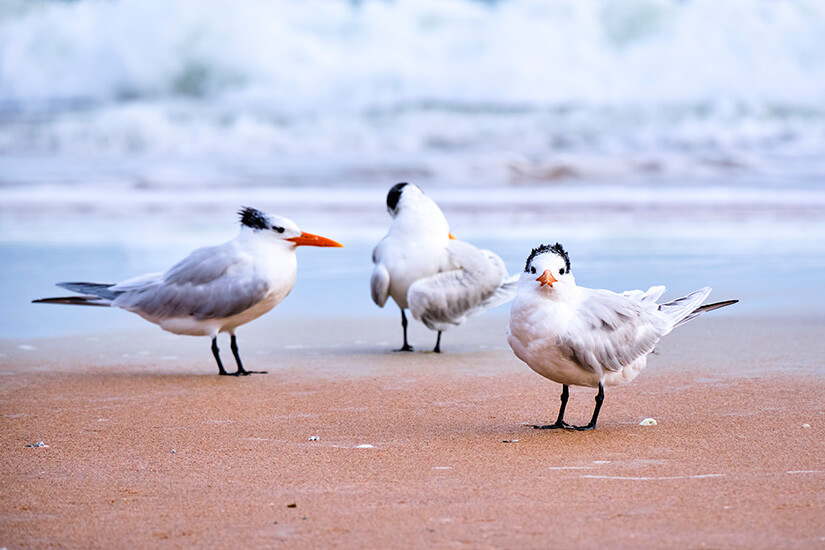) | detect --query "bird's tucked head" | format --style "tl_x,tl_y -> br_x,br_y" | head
238,207 -> 342,248
386,182 -> 409,216
384,182 -> 451,241
385,182 -> 438,218
523,243 -> 574,290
